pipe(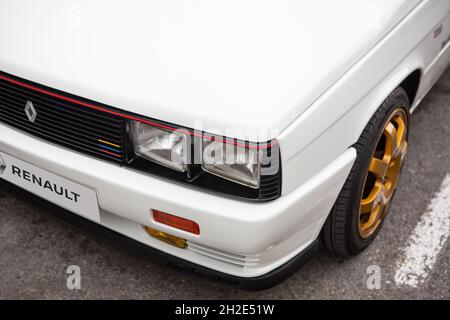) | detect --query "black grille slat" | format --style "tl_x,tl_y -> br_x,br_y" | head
0,76 -> 125,163
0,97 -> 123,143
259,147 -> 282,200
0,83 -> 122,129
32,103 -> 123,134
259,186 -> 280,194
0,80 -> 123,124
32,108 -> 123,142
0,86 -> 122,128
260,182 -> 280,189
0,113 -> 122,162
0,110 -> 117,153
0,90 -> 123,137
0,96 -> 122,144
0,111 -> 119,156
